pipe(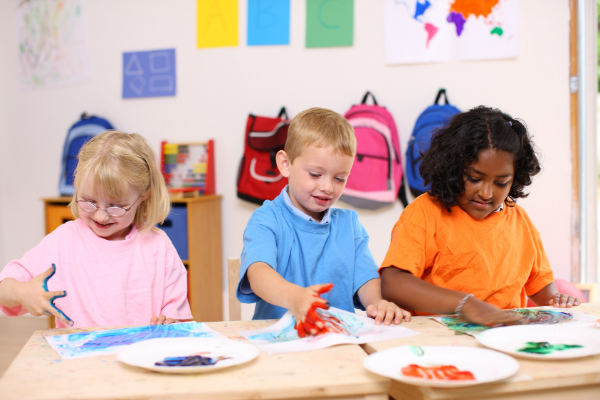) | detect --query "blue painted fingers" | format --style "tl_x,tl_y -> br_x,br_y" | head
44,263 -> 74,326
